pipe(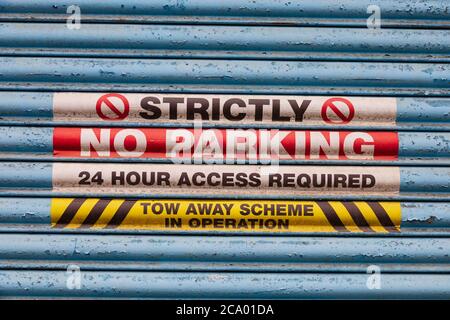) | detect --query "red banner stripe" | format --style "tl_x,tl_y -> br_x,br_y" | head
53,128 -> 398,160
